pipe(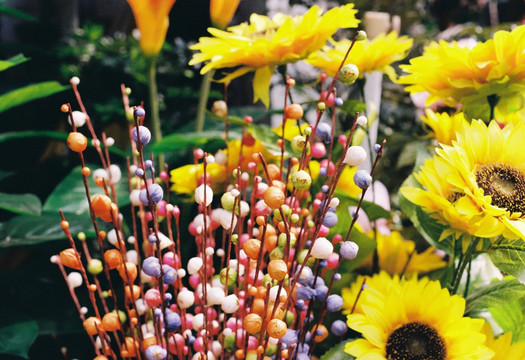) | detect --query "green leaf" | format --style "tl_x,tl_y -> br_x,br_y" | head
0,81 -> 68,114
489,299 -> 525,343
0,130 -> 67,145
398,173 -> 454,254
334,189 -> 391,221
489,238 -> 525,278
0,54 -> 29,72
0,131 -> 128,157
151,130 -> 228,154
0,212 -> 97,247
43,165 -> 130,215
466,277 -> 525,314
0,5 -> 38,22
206,110 -> 247,126
0,192 -> 41,216
320,339 -> 354,360
339,99 -> 366,116
0,311 -> 38,359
